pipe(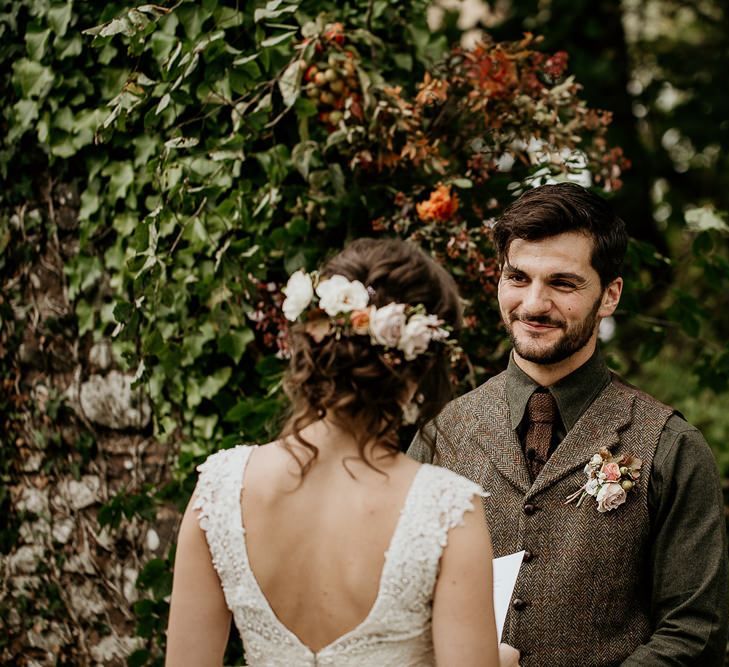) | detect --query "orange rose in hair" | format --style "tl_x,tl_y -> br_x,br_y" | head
350,308 -> 372,335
